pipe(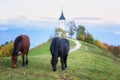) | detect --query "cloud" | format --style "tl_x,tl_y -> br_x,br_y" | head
0,15 -> 120,32
35,17 -> 57,21
72,17 -> 106,24
74,17 -> 103,20
112,31 -> 120,35
0,16 -> 59,30
0,27 -> 8,30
